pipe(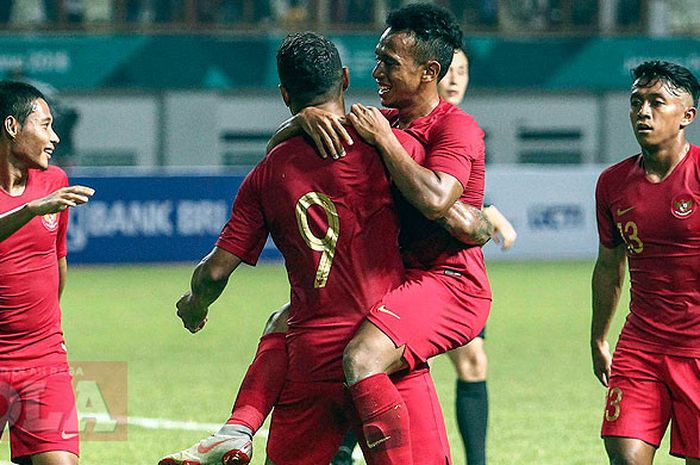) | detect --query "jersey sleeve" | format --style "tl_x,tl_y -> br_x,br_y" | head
56,170 -> 69,259
215,169 -> 268,265
392,129 -> 426,165
424,113 -> 484,189
595,171 -> 622,248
